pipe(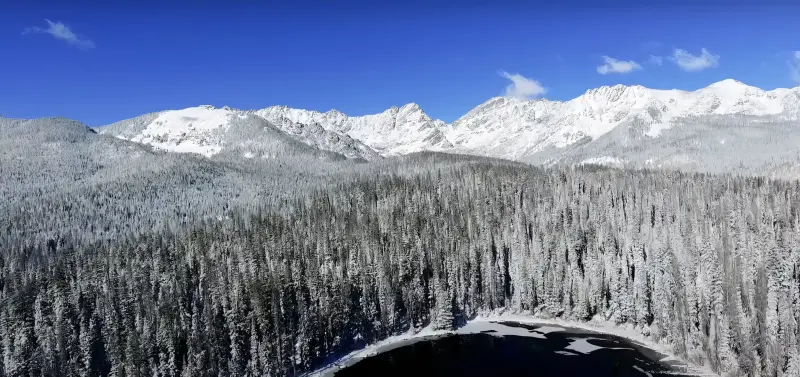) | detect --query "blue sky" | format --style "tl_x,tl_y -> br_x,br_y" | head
2,0 -> 799,125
